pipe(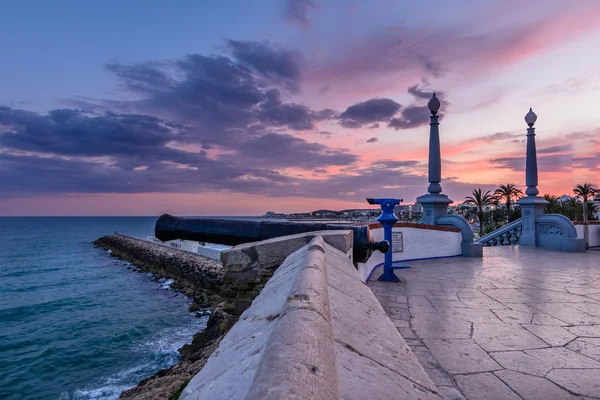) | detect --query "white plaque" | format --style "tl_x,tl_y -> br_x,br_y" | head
392,231 -> 403,253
